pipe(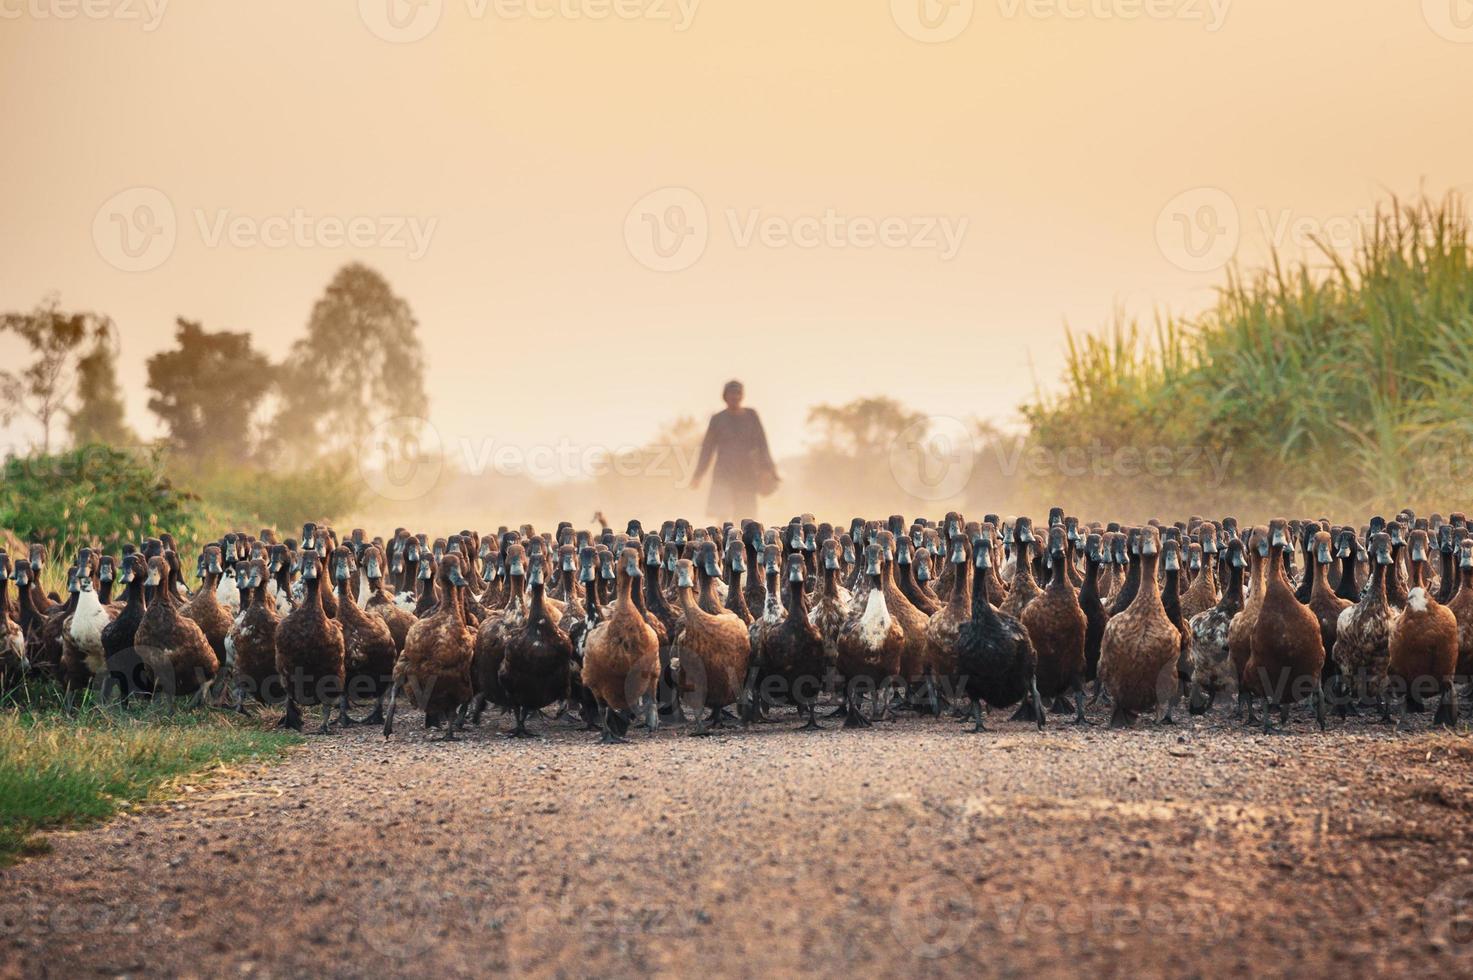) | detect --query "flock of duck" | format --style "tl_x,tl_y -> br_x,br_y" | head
1,508 -> 1467,741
